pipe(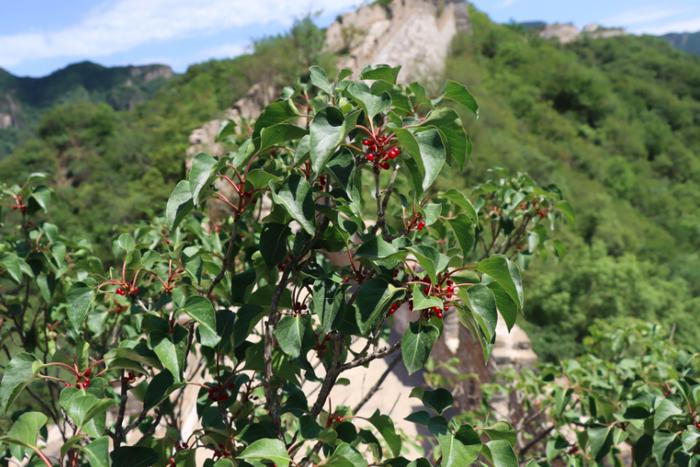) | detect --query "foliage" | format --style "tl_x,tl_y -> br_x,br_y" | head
458,319 -> 700,465
0,65 -> 571,465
